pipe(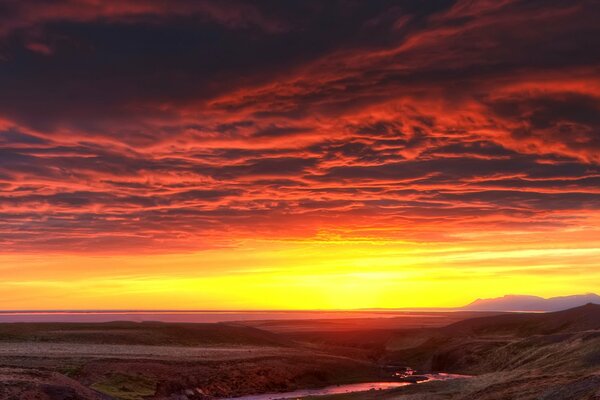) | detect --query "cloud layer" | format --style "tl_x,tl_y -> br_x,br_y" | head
1,0 -> 599,254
